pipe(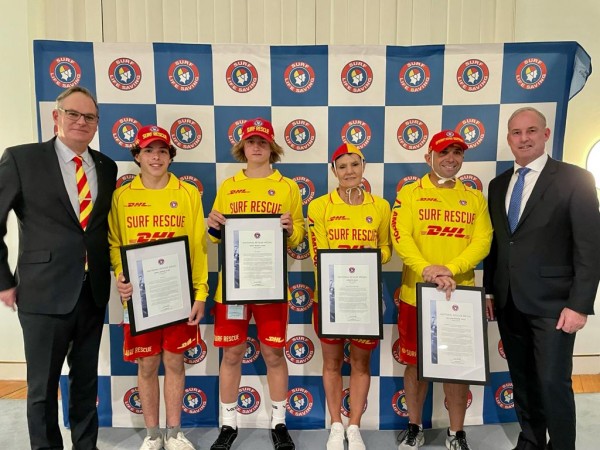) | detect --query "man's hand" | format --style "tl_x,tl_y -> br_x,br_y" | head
0,287 -> 17,311
485,296 -> 495,321
280,212 -> 293,235
432,275 -> 456,300
207,209 -> 226,230
422,265 -> 453,283
188,301 -> 205,326
116,273 -> 133,301
556,307 -> 587,334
